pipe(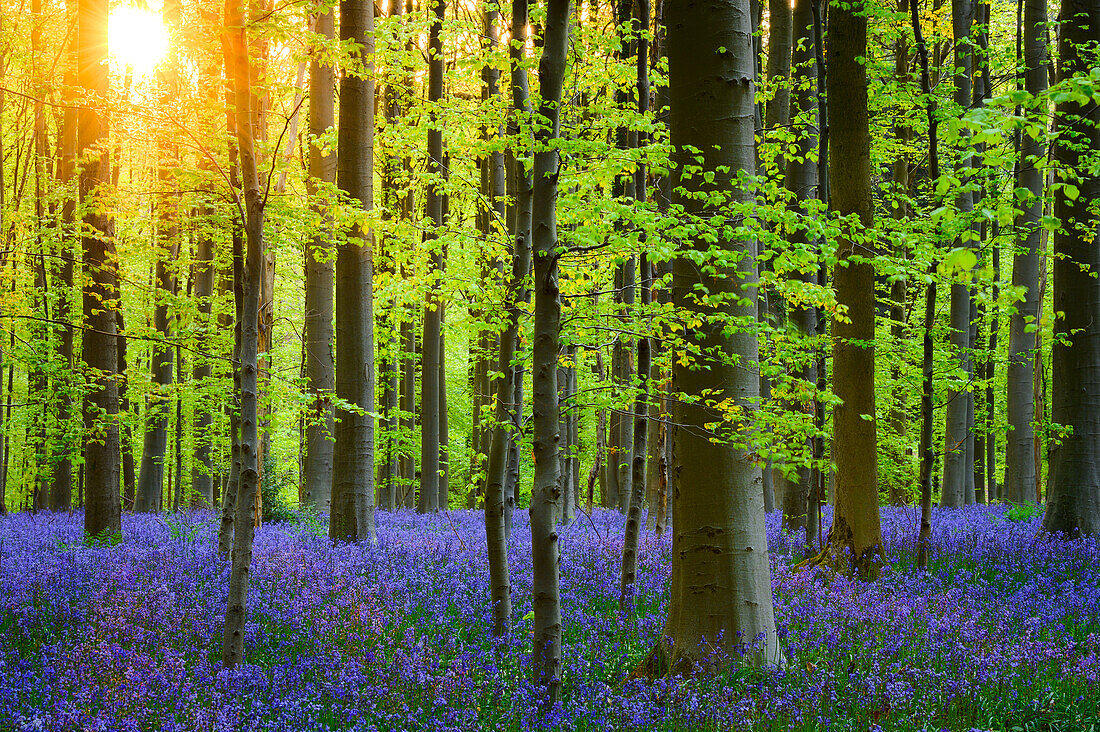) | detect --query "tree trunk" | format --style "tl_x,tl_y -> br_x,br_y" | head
330,0 -> 377,542
940,0 -> 975,508
302,0 -> 336,512
135,186 -> 178,512
620,0 -> 649,612
1004,0 -> 1046,504
482,0 -> 527,623
418,0 -> 445,513
777,0 -> 819,538
79,0 -> 122,538
51,24 -> 78,511
221,0 -> 265,668
529,0 -> 569,706
655,0 -> 782,673
816,0 -> 884,578
1042,0 -> 1100,536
